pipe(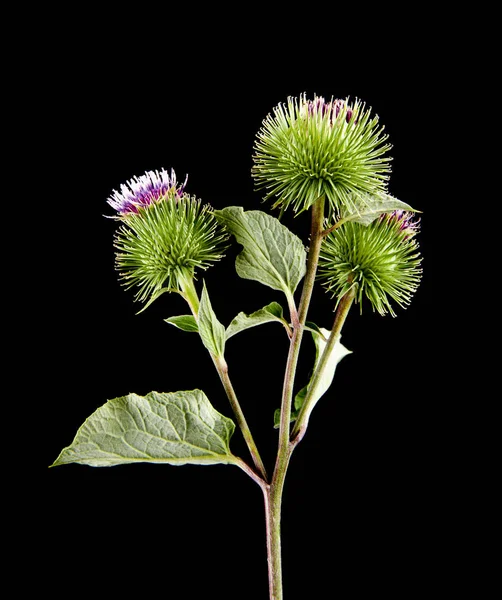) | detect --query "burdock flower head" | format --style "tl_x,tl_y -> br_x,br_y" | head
109,169 -> 229,307
318,211 -> 422,316
252,94 -> 392,215
107,168 -> 187,215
